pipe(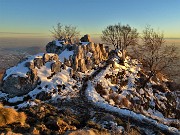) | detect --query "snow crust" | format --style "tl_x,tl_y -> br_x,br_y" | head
3,53 -> 44,80
85,81 -> 179,134
59,49 -> 74,62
